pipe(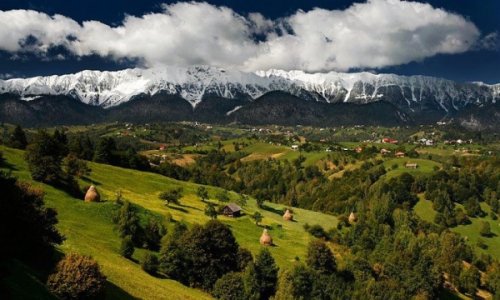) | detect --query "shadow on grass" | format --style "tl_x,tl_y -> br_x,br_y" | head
106,281 -> 140,300
178,203 -> 202,211
0,160 -> 18,171
167,205 -> 188,213
482,232 -> 497,238
81,176 -> 101,186
261,205 -> 284,217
